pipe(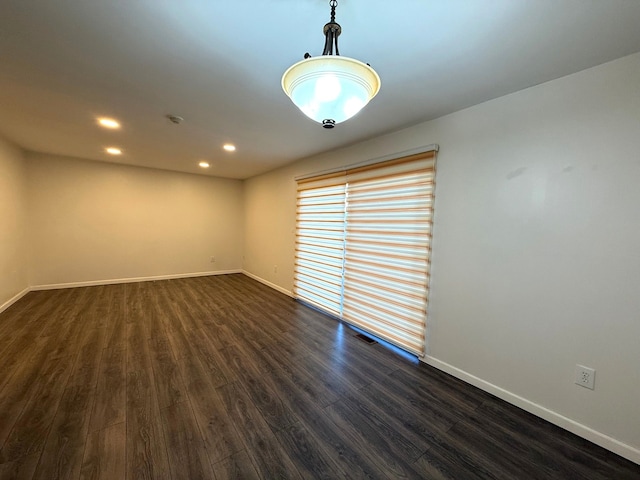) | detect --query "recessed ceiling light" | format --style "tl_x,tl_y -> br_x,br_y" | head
105,147 -> 122,155
223,144 -> 236,152
97,117 -> 120,129
199,161 -> 210,168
